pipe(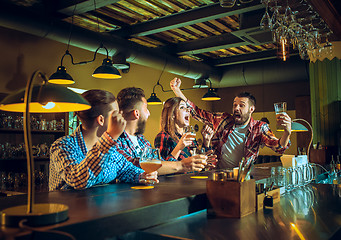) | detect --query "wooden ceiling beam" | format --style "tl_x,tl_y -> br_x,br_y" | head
209,49 -> 298,66
160,26 -> 272,55
112,1 -> 265,38
163,32 -> 246,55
58,0 -> 121,16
